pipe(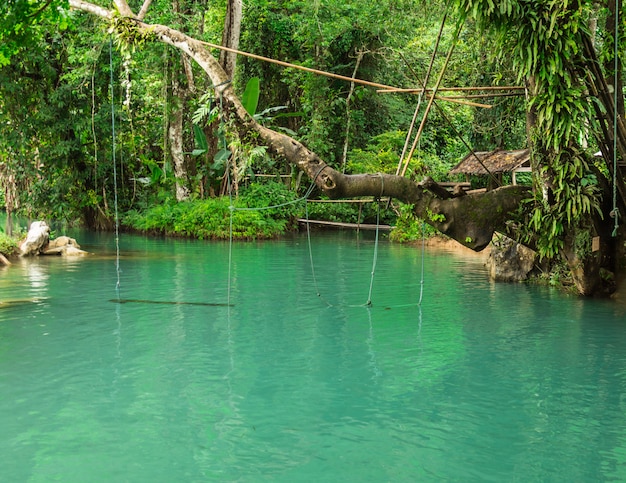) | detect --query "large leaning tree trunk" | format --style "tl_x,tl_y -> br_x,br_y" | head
69,0 -> 528,253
